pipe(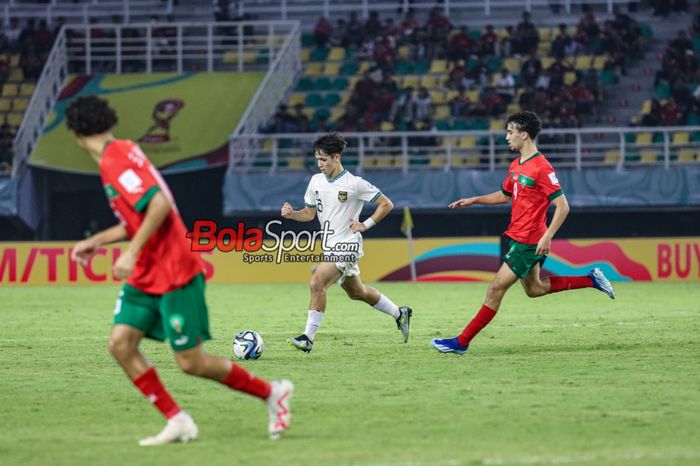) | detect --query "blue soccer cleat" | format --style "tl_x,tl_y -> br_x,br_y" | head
588,267 -> 616,299
431,337 -> 469,355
